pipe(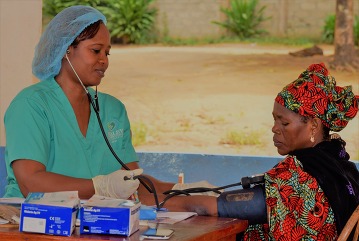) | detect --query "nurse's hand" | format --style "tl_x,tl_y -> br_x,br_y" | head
92,169 -> 143,199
